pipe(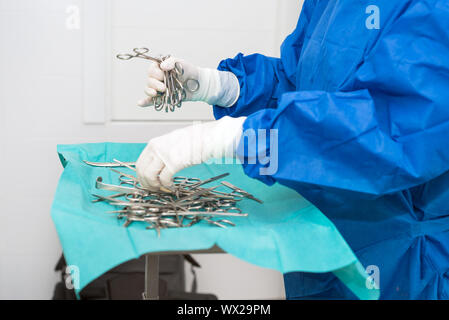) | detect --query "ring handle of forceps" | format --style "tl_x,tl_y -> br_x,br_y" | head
171,61 -> 200,93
